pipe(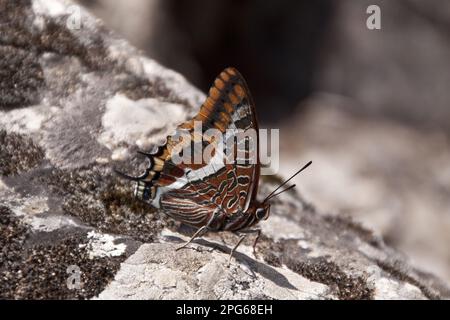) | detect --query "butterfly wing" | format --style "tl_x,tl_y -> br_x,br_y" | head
132,68 -> 261,229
